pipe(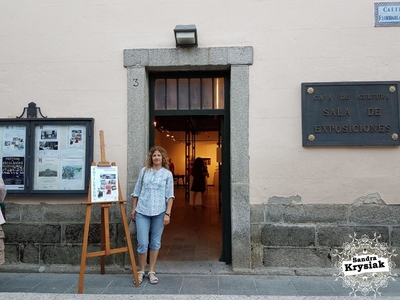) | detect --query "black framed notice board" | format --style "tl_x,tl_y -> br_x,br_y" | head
0,118 -> 94,197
